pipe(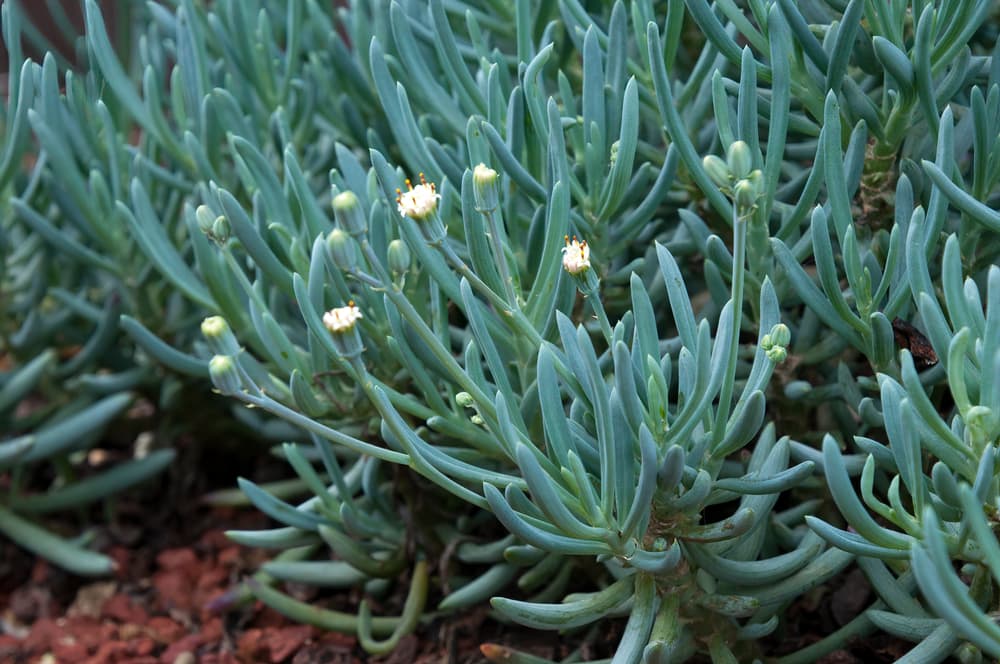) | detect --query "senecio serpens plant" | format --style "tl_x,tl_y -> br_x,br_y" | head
7,0 -> 1000,660
0,2 -> 175,576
